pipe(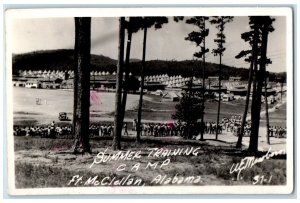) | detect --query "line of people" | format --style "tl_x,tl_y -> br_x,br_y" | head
13,121 -> 72,138
133,122 -> 189,137
13,116 -> 286,139
89,124 -> 114,137
268,126 -> 287,138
